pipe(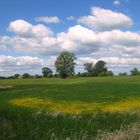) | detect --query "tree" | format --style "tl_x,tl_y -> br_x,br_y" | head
34,74 -> 41,78
42,67 -> 53,78
55,51 -> 76,79
84,63 -> 94,76
119,72 -> 127,76
14,74 -> 20,79
22,73 -> 30,78
84,60 -> 108,77
75,72 -> 81,77
130,68 -> 140,76
80,72 -> 87,77
95,60 -> 107,76
0,76 -> 6,80
106,71 -> 114,76
99,72 -> 107,77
